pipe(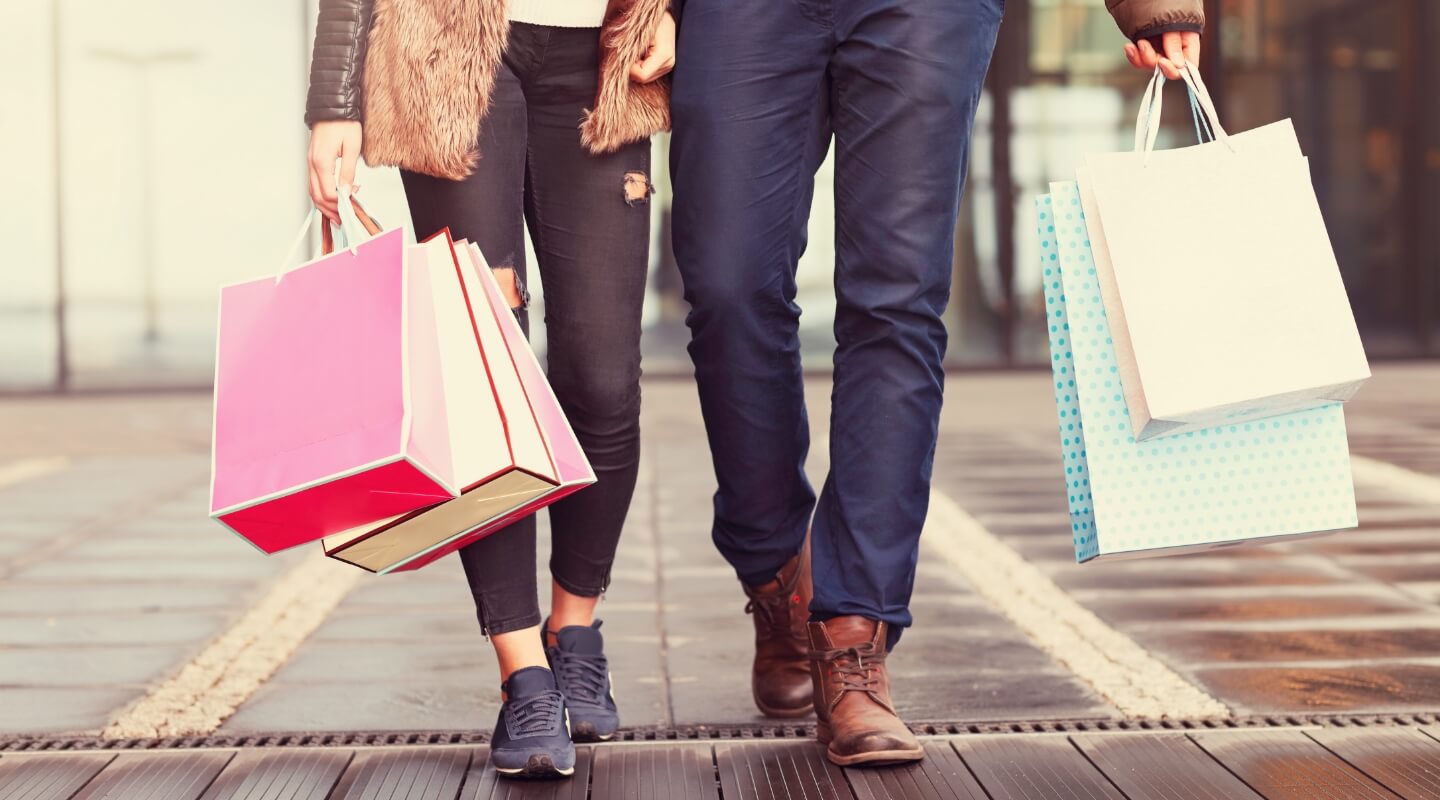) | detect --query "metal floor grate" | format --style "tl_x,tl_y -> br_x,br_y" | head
4,712 -> 1439,753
